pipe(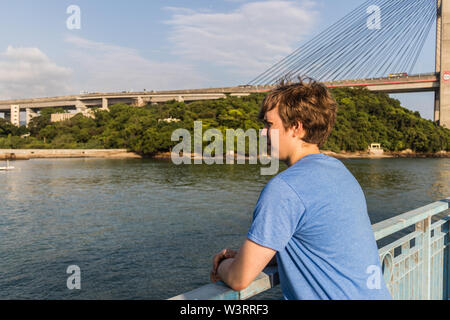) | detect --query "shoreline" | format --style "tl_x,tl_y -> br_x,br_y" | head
153,150 -> 449,160
0,149 -> 448,160
321,150 -> 449,159
0,149 -> 142,160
